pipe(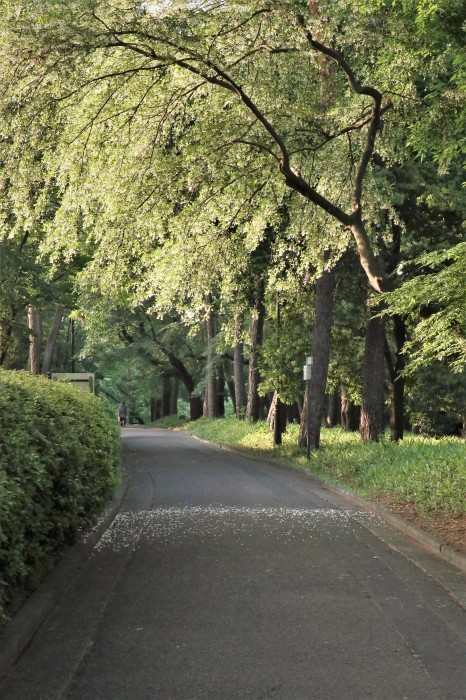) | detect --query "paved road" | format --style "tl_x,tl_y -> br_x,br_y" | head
1,428 -> 465,699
